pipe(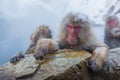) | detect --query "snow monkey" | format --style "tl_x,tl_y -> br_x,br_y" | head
10,25 -> 59,63
104,15 -> 120,49
25,25 -> 52,54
